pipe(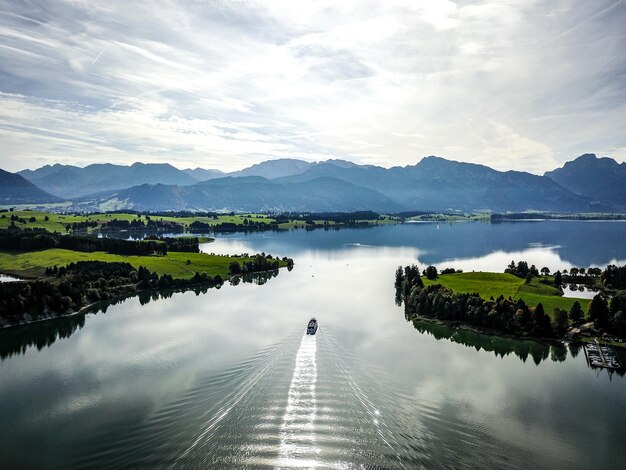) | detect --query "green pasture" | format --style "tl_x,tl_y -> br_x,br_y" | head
423,272 -> 591,318
0,248 -> 283,280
